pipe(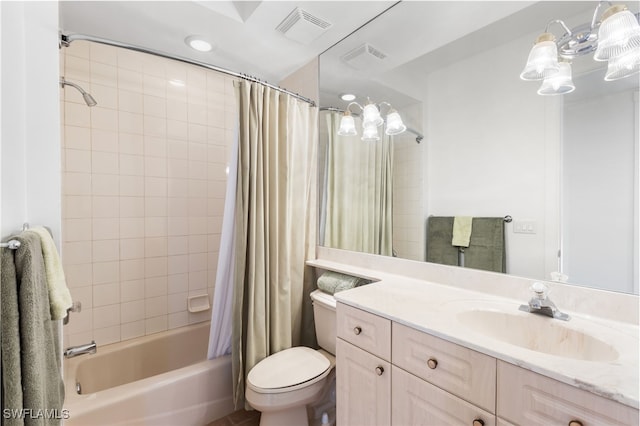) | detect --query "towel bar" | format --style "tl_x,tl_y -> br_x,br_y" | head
0,240 -> 21,249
